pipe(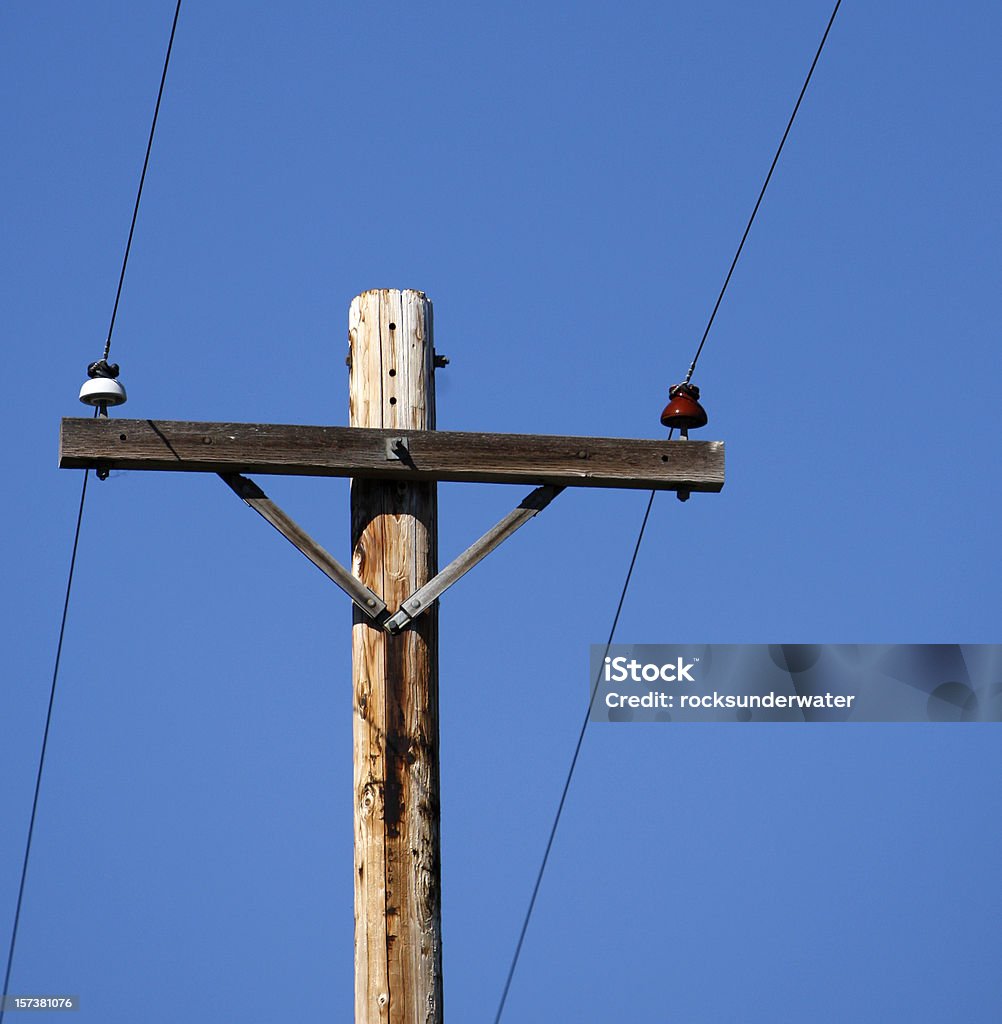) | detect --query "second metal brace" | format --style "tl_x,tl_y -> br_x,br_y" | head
384,484 -> 563,633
